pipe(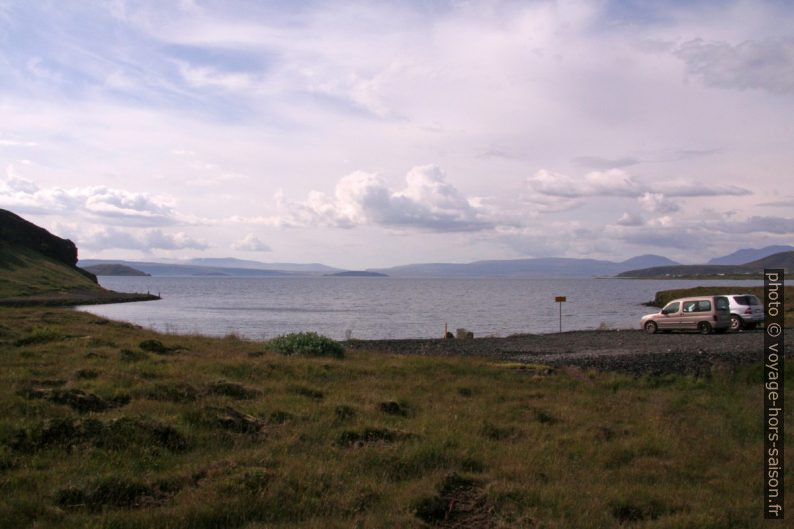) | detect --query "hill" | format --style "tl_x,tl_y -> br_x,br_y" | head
370,254 -> 679,278
81,264 -> 150,276
325,270 -> 388,277
617,251 -> 794,279
707,245 -> 794,265
0,209 -> 157,305
78,259 -> 292,277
